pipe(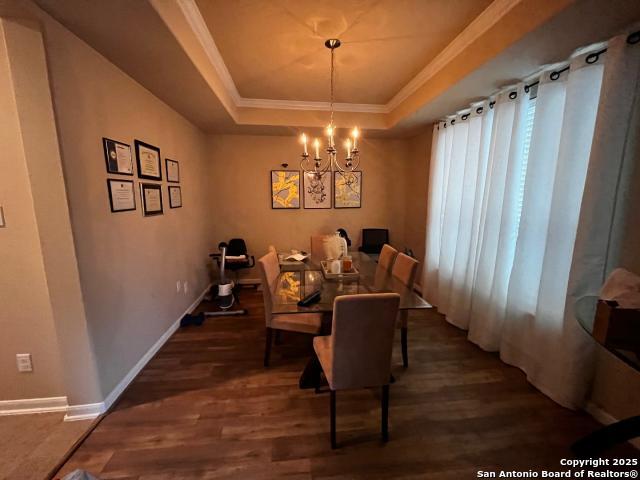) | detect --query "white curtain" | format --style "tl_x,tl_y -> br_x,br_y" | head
421,32 -> 635,408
